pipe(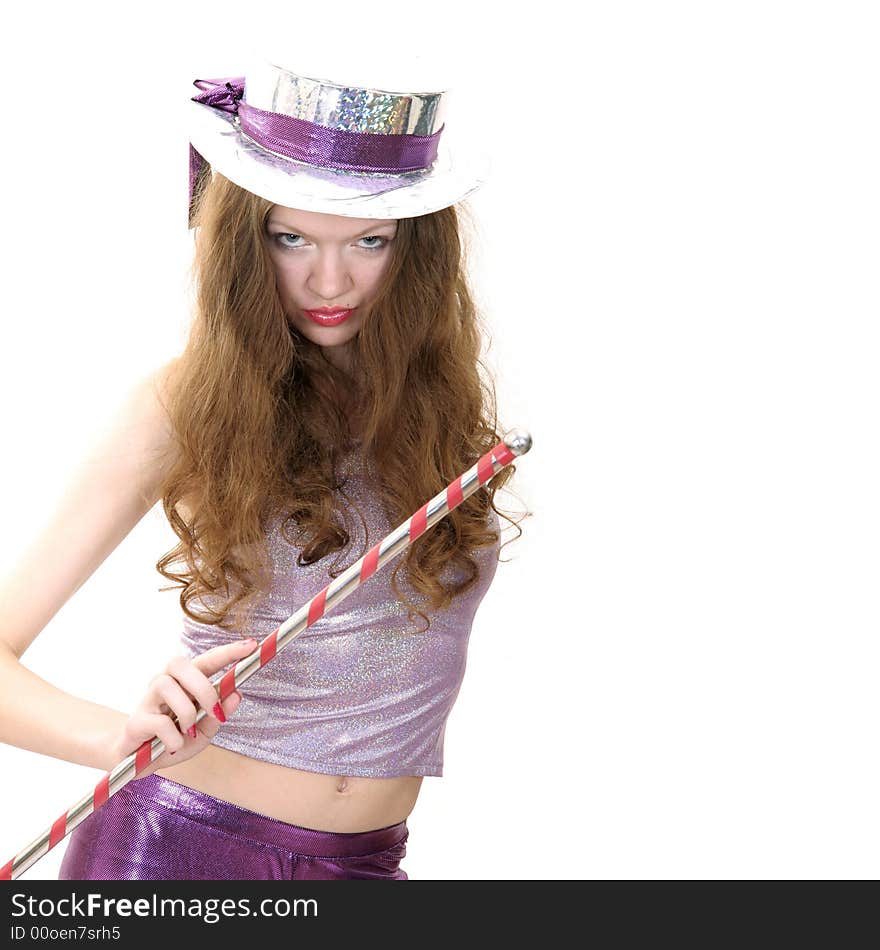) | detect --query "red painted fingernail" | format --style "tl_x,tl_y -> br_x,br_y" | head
213,702 -> 227,723
187,725 -> 198,738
